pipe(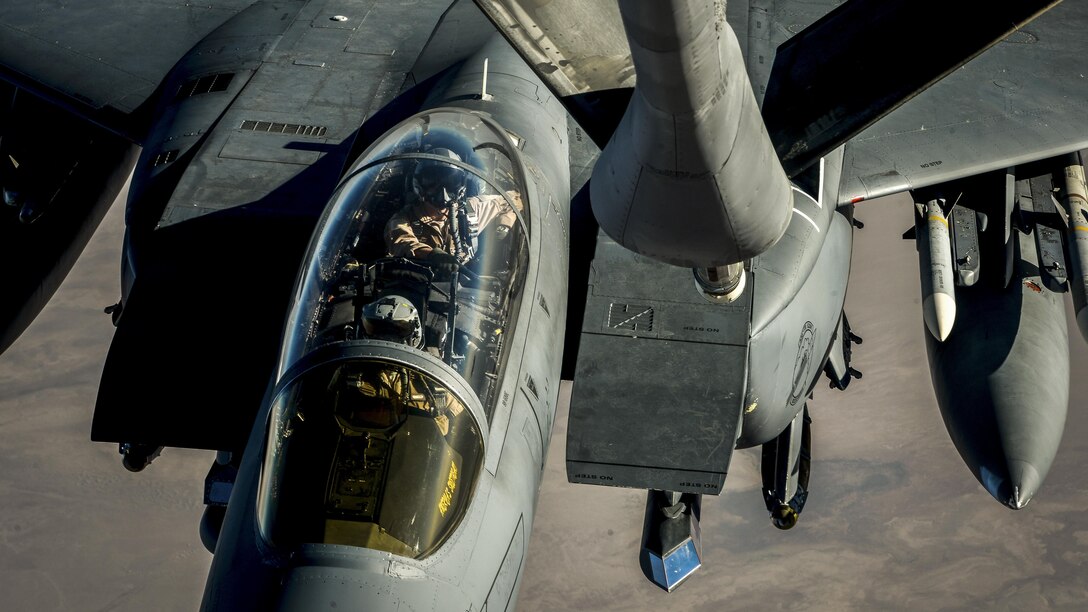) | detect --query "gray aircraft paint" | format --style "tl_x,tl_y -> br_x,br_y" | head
202,26 -> 572,612
924,216 -> 1069,509
904,162 -> 1081,511
742,180 -> 852,448
91,0 -> 457,451
950,206 -> 982,287
590,0 -> 792,267
838,2 -> 1088,204
568,145 -> 853,473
